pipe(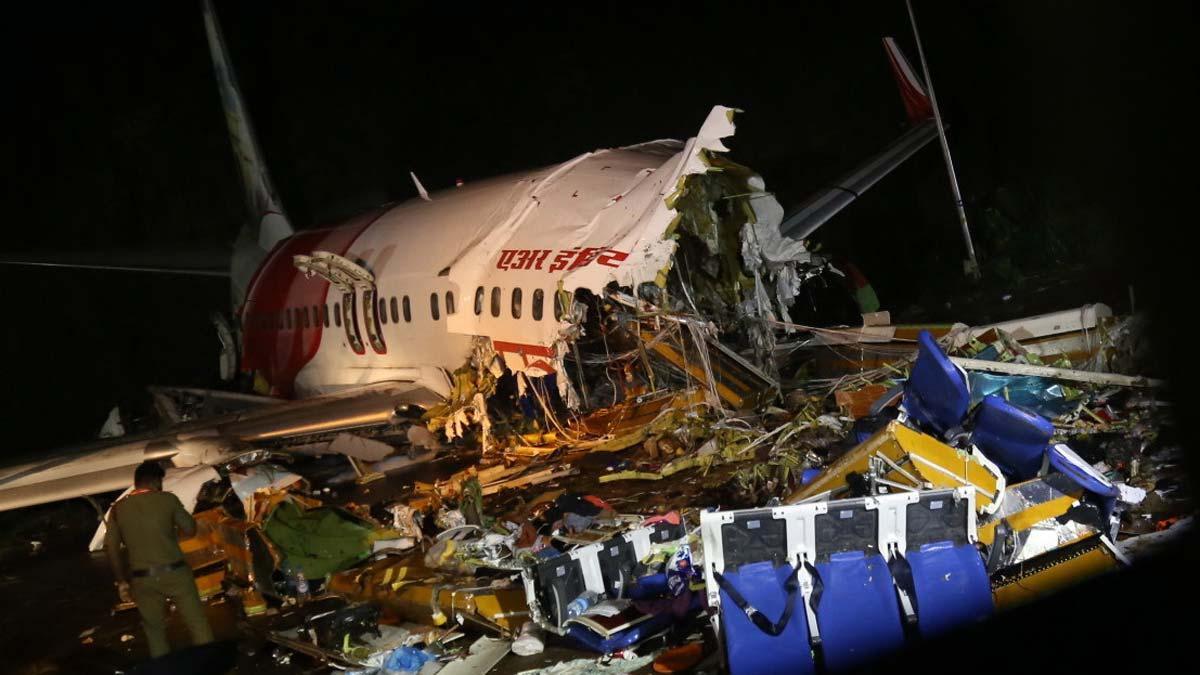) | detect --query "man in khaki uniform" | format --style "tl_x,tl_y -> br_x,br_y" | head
105,461 -> 214,658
